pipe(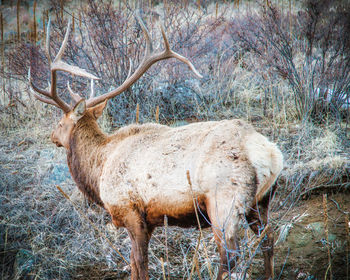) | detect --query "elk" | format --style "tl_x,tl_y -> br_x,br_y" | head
29,15 -> 283,280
